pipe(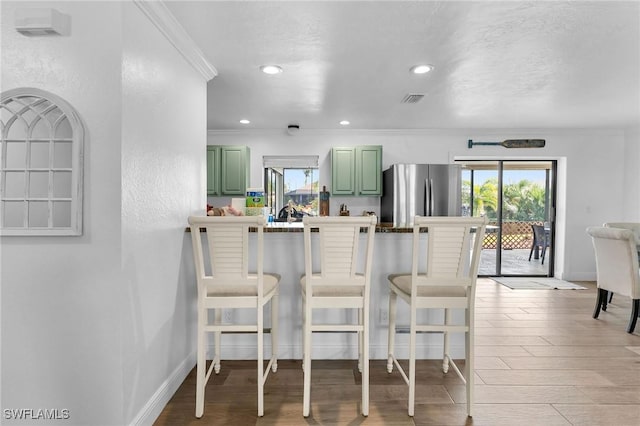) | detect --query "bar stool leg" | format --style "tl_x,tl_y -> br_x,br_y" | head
442,308 -> 451,373
271,295 -> 279,372
387,291 -> 397,373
